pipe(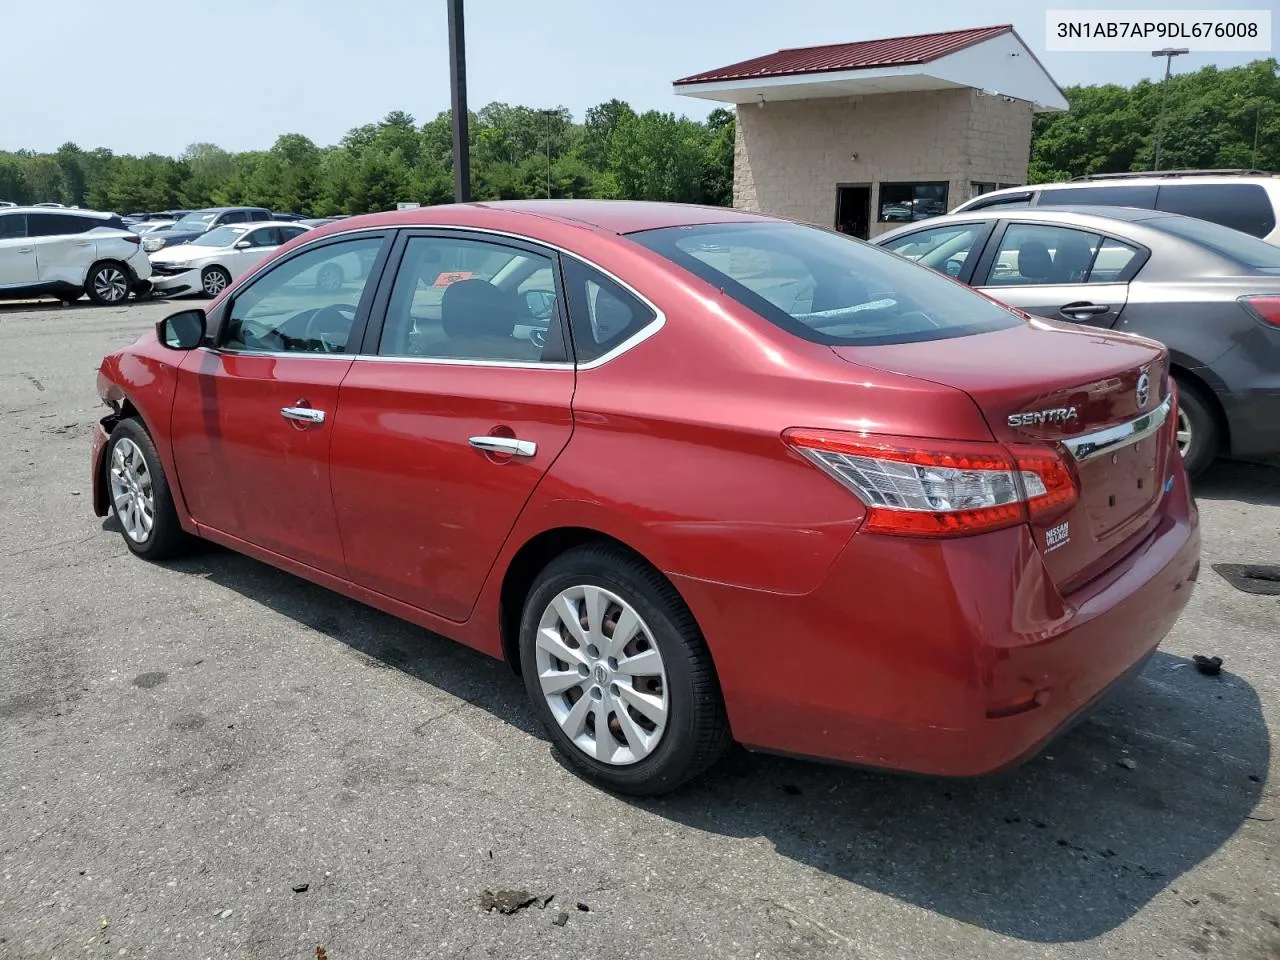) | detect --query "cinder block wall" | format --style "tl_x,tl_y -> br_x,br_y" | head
733,89 -> 1033,236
